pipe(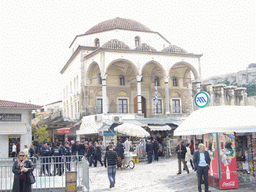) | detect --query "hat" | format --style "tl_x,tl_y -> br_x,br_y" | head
43,141 -> 47,144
